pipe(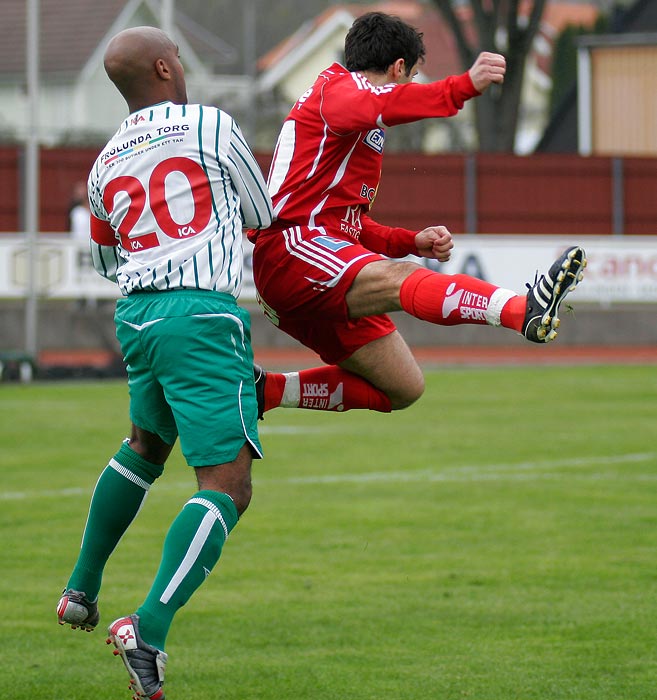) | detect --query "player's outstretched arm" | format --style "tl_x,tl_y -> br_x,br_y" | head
468,52 -> 506,94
